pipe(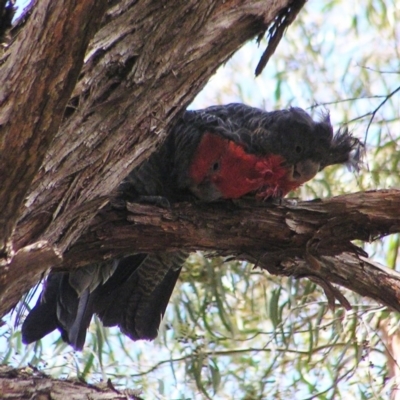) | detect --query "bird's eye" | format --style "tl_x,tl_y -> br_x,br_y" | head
212,161 -> 220,172
295,145 -> 302,153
